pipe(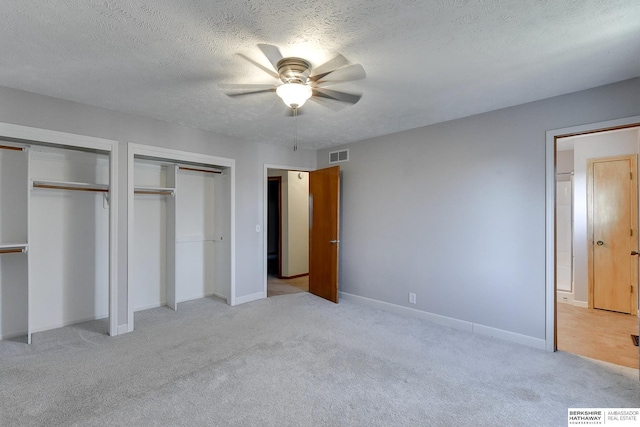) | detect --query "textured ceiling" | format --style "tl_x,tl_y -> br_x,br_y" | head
0,1 -> 639,149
